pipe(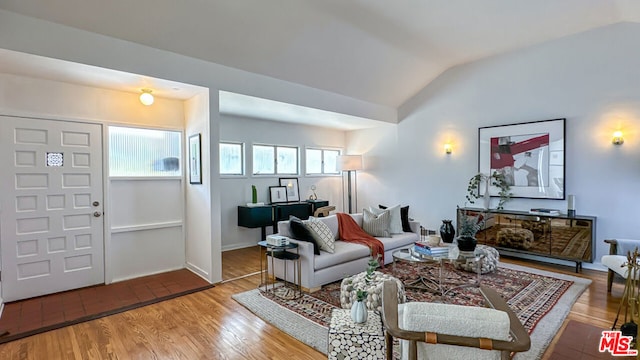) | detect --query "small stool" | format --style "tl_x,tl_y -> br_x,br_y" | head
328,308 -> 385,360
455,245 -> 500,274
497,228 -> 534,250
340,271 -> 405,311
